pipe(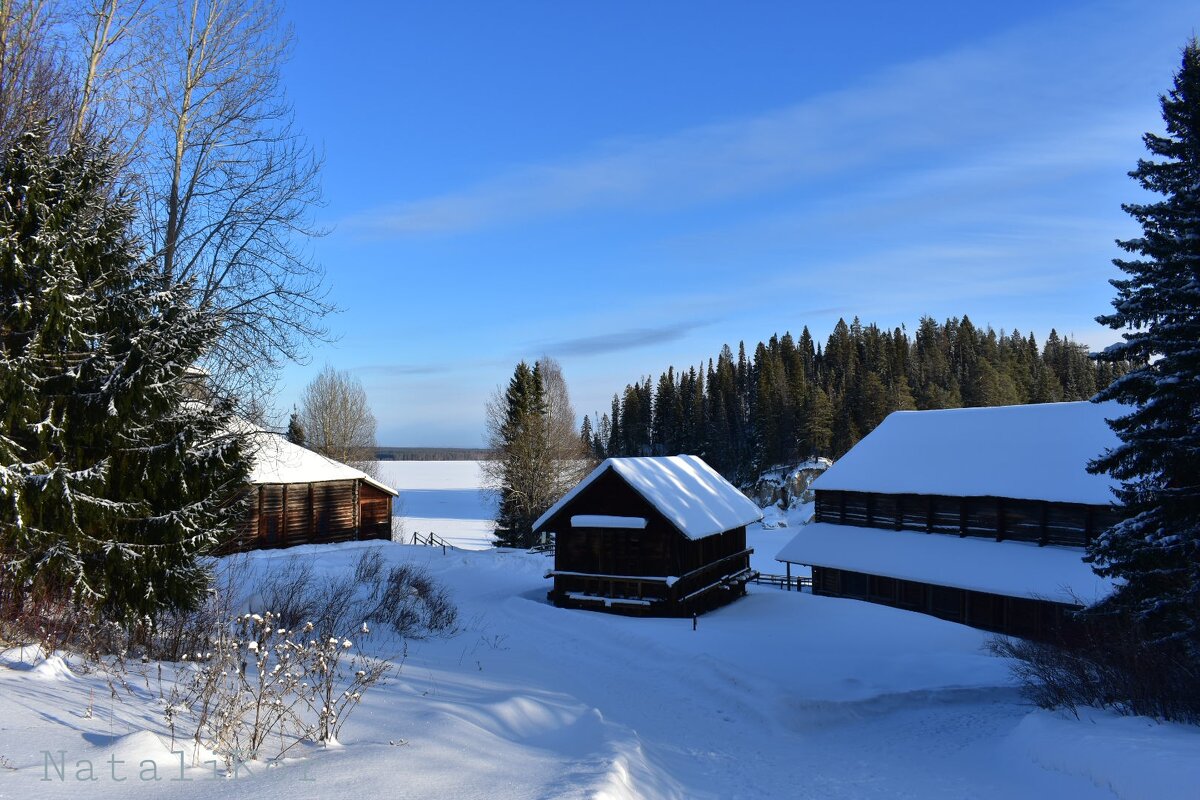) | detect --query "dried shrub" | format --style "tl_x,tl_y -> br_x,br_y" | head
988,614 -> 1200,724
366,563 -> 458,639
164,610 -> 395,766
